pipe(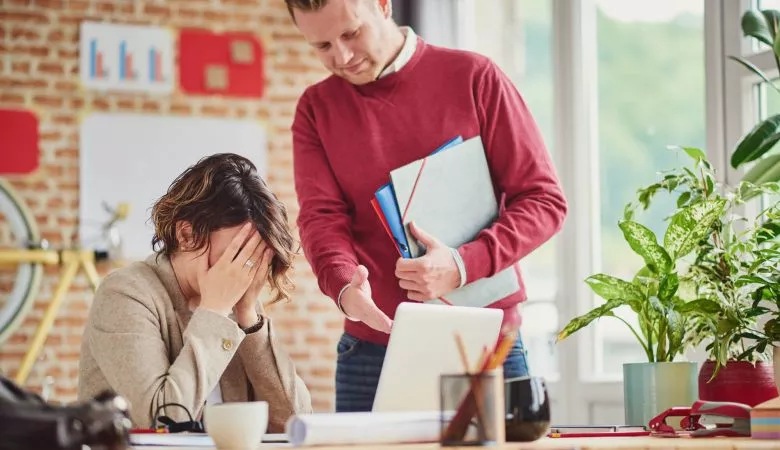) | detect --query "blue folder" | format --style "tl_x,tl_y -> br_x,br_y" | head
374,136 -> 464,258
